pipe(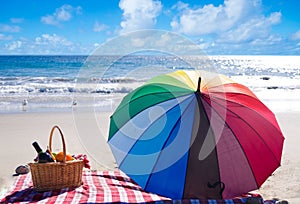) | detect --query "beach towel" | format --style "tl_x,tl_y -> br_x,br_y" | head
0,170 -> 272,204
